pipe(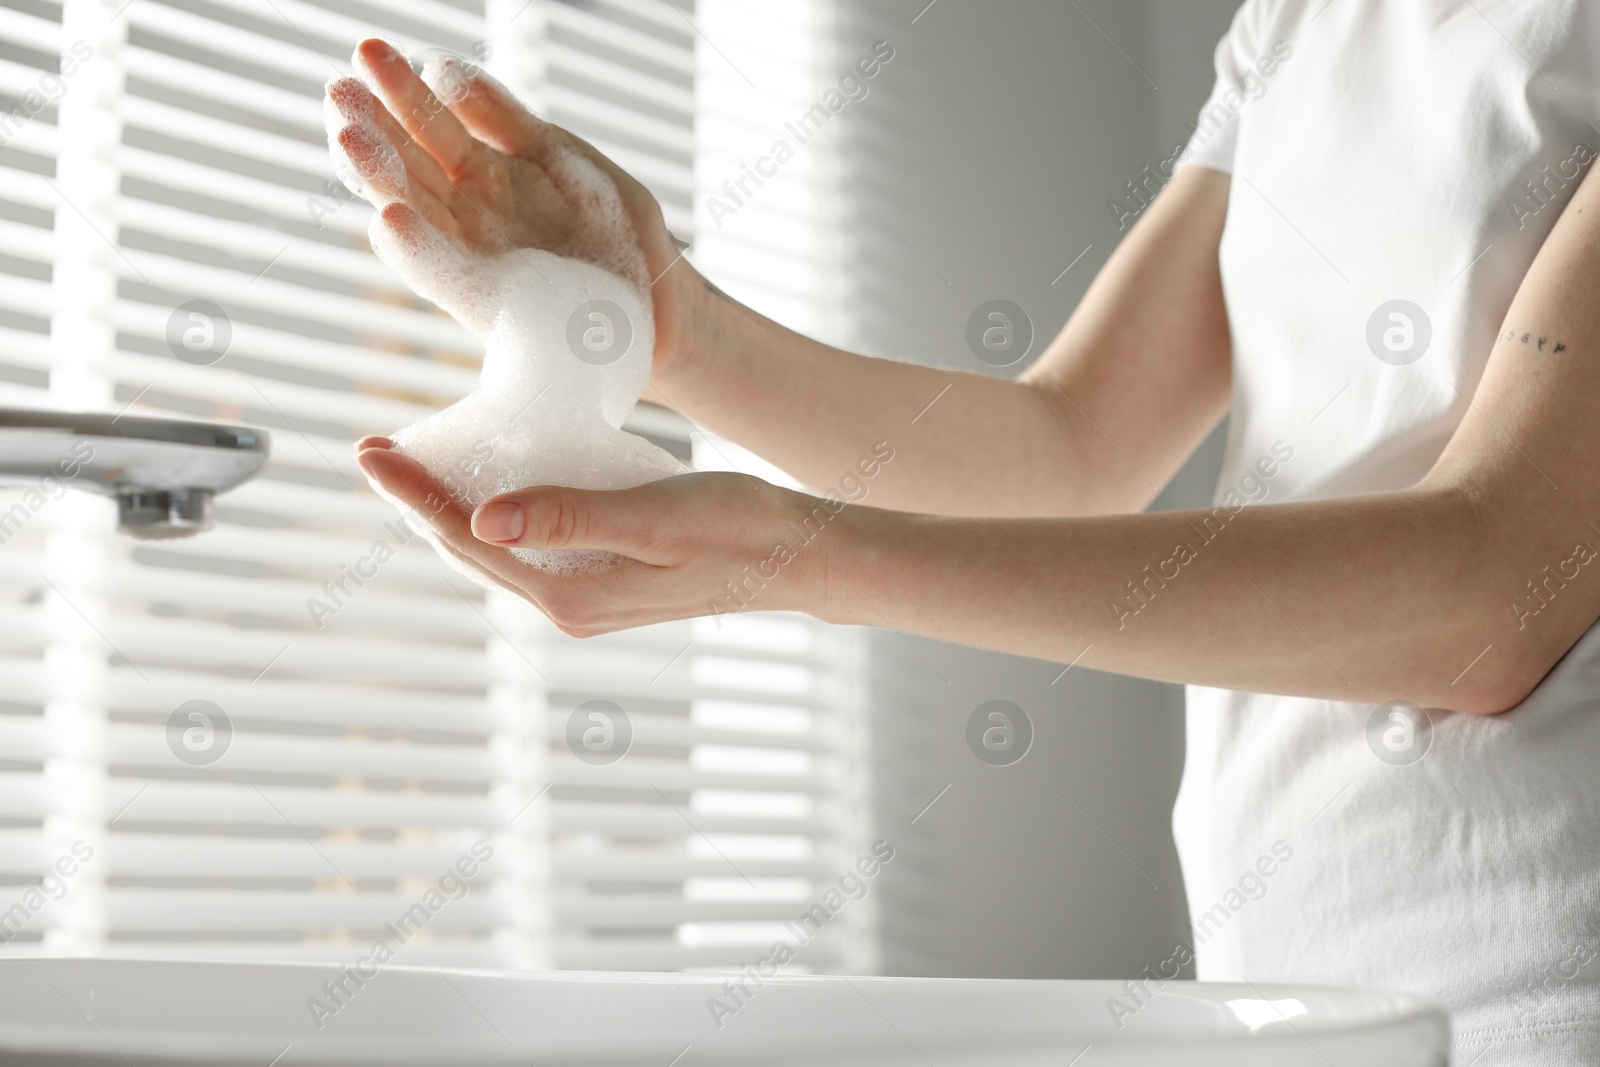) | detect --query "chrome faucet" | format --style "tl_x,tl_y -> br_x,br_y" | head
0,407 -> 270,539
